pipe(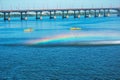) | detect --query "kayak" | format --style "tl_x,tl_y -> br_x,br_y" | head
24,28 -> 34,32
70,27 -> 81,30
